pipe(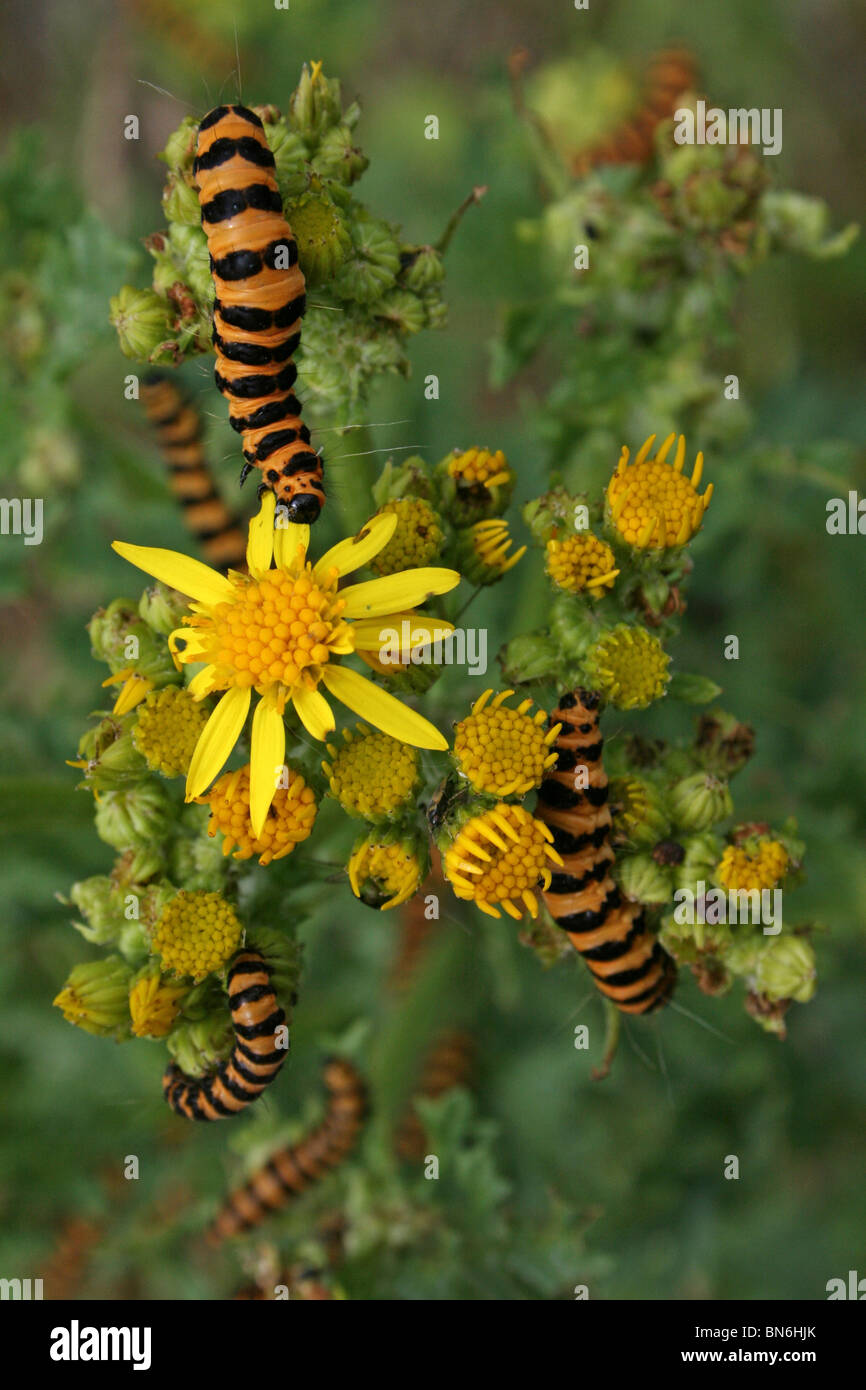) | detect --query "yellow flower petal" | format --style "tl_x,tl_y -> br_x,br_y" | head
292,683 -> 335,740
249,690 -> 286,839
187,665 -> 219,699
341,568 -> 461,620
273,519 -> 310,570
313,512 -> 398,581
320,665 -> 448,750
351,614 -> 455,651
246,491 -> 276,579
112,674 -> 153,715
185,685 -> 251,800
112,542 -> 233,607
